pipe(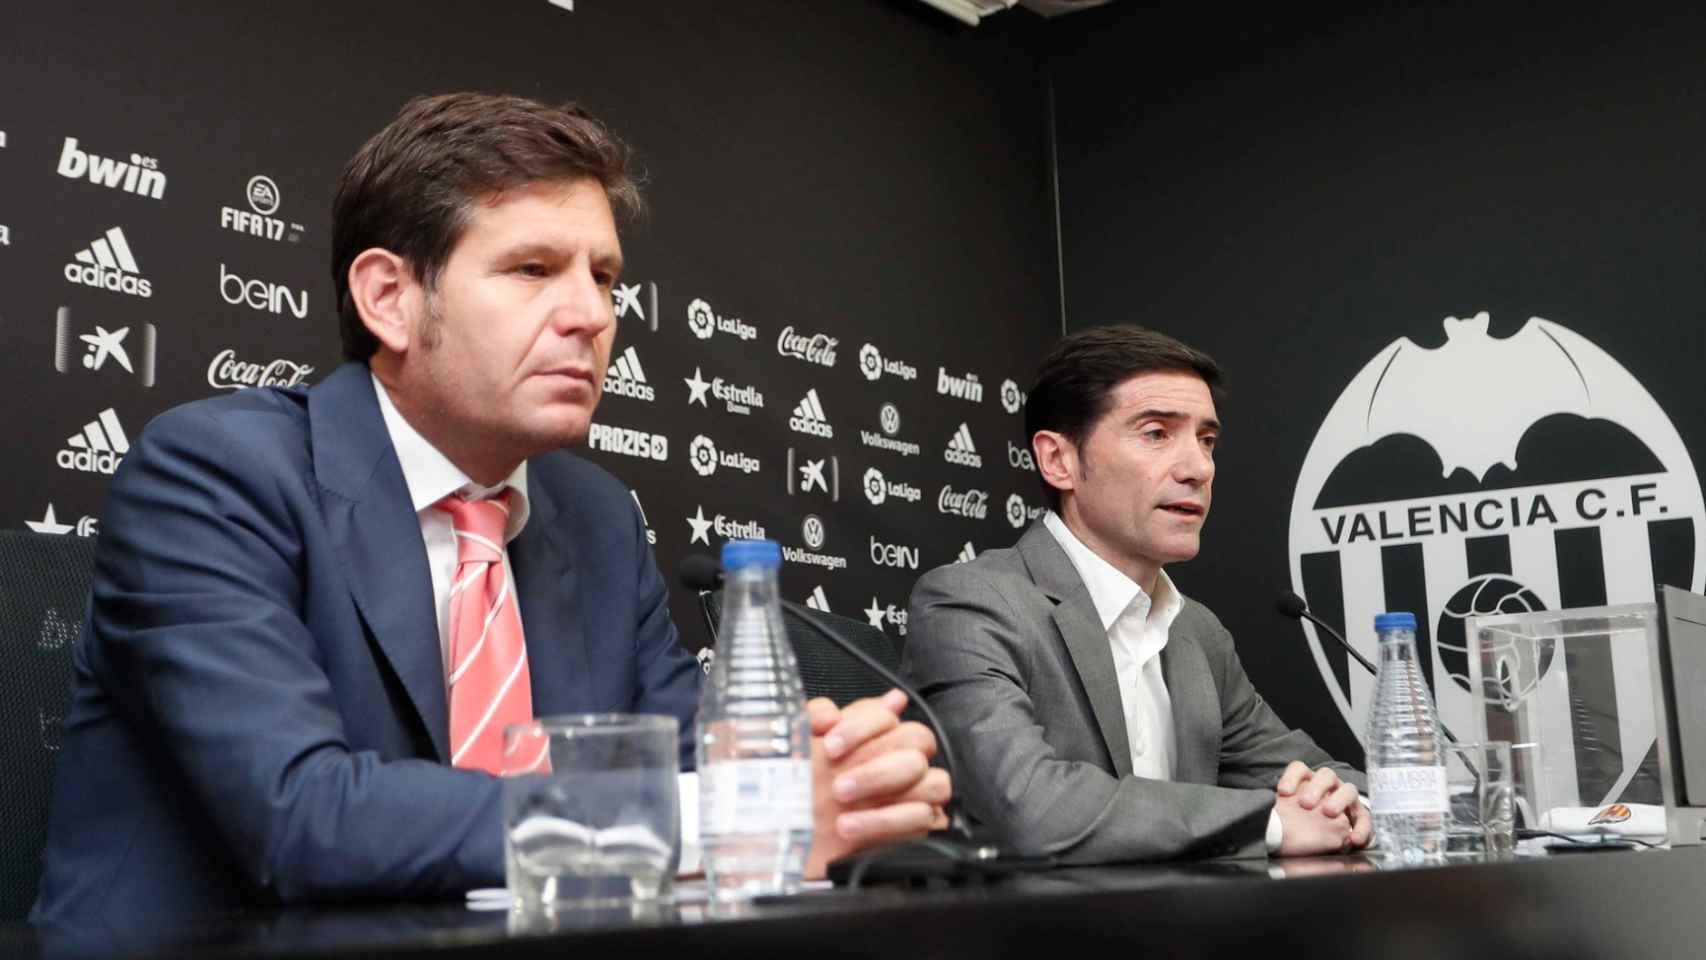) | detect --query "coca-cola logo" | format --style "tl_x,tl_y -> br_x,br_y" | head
776,325 -> 839,367
937,484 -> 989,519
207,348 -> 315,390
